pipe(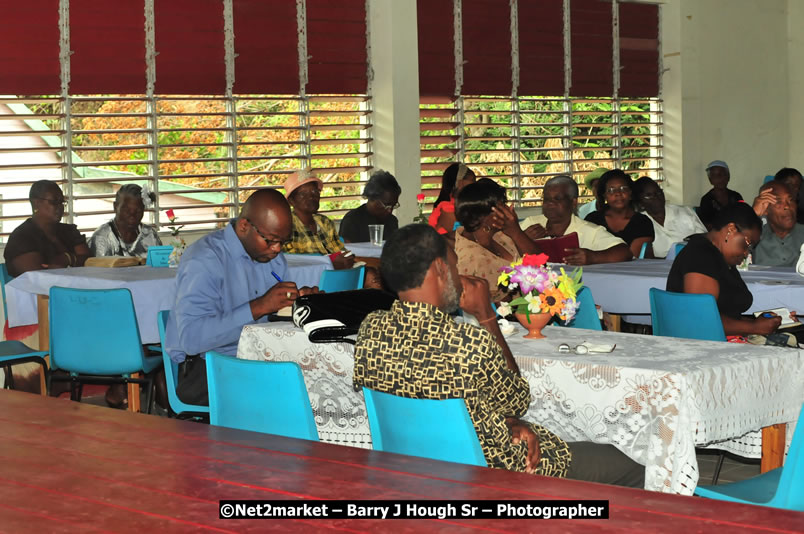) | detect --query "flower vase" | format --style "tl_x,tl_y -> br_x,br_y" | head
514,312 -> 551,339
168,239 -> 186,268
